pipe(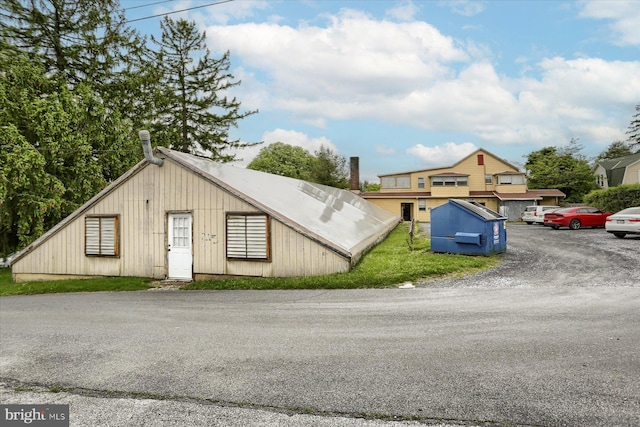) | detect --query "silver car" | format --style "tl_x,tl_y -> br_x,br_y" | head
605,207 -> 640,238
